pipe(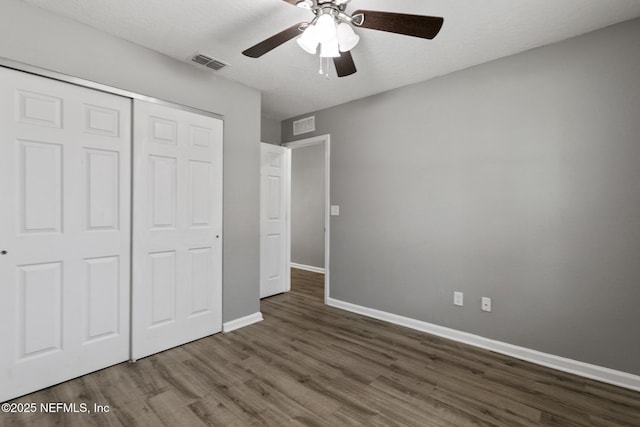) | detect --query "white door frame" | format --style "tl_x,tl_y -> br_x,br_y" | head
0,58 -> 223,122
283,134 -> 331,304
